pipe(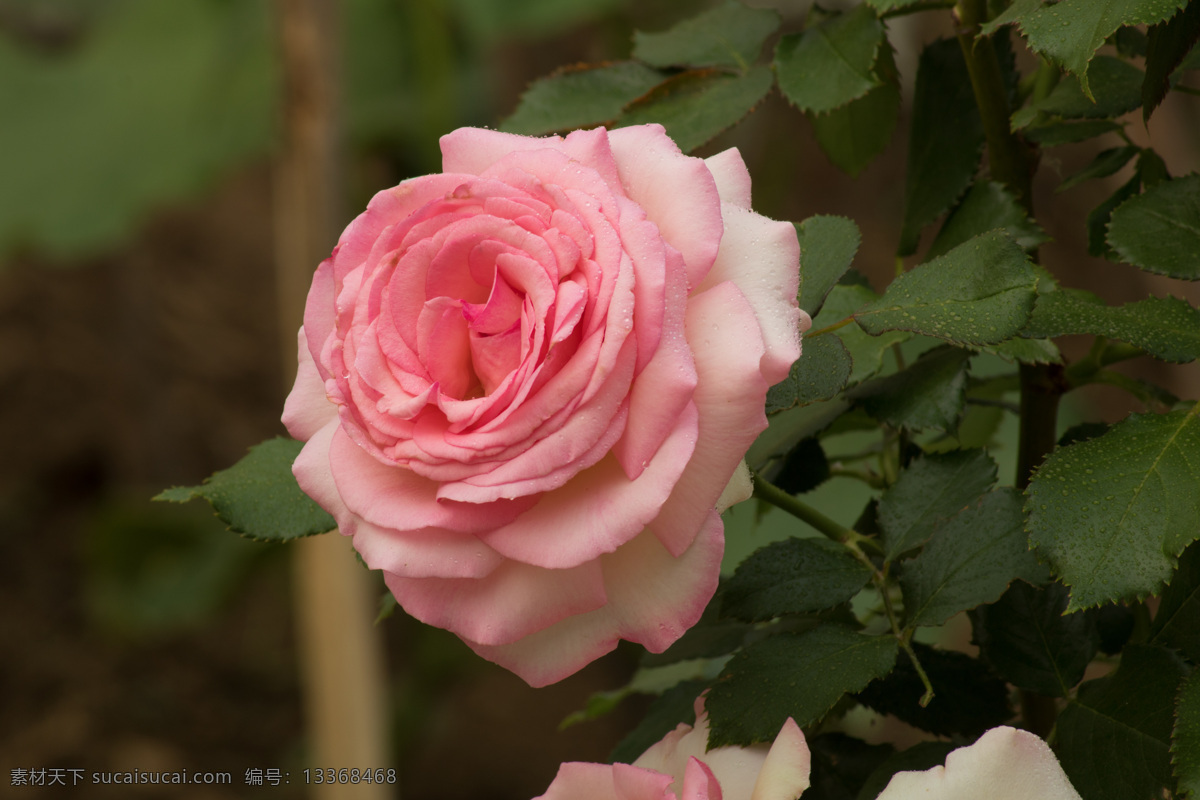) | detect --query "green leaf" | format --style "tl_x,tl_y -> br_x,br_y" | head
1150,539 -> 1200,663
979,0 -> 1042,36
856,644 -> 1012,738
766,335 -> 853,414
1026,405 -> 1200,611
877,448 -> 998,561
1013,56 -> 1145,123
897,38 -> 985,255
797,215 -> 862,317
1057,644 -> 1189,800
631,0 -> 780,71
0,0 -> 274,257
1023,118 -> 1126,147
1023,289 -> 1200,363
1018,0 -> 1188,100
849,346 -> 971,432
1144,0 -> 1200,121
1088,172 -> 1143,258
974,336 -> 1062,365
971,581 -> 1099,697
610,679 -> 706,764
706,625 -> 899,747
810,42 -> 901,177
901,488 -> 1049,628
1056,145 -> 1141,193
155,437 -> 335,541
1174,669 -> 1200,797
617,65 -> 773,153
1107,174 -> 1200,280
857,231 -> 1040,346
720,538 -> 873,622
813,284 -> 911,385
926,180 -> 1050,260
501,61 -> 665,135
774,4 -> 884,114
